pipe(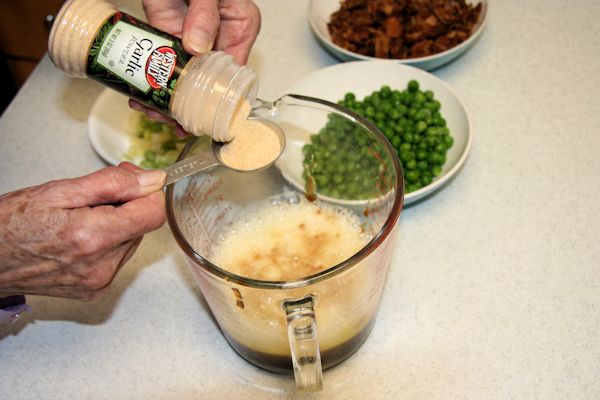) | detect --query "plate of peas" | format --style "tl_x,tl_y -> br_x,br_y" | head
282,61 -> 472,205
